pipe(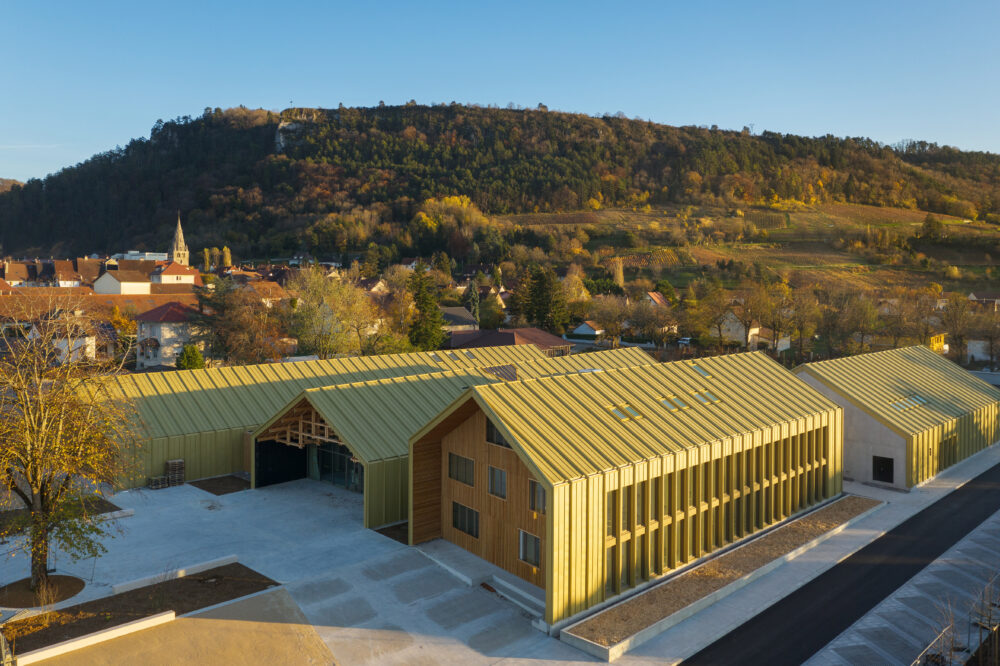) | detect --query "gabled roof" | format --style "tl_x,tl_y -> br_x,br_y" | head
110,344 -> 548,440
440,306 -> 477,326
646,291 -> 669,307
414,351 -> 839,485
101,270 -> 150,283
136,301 -> 199,323
152,262 -> 199,276
794,345 -> 1000,437
450,327 -> 569,350
254,347 -> 658,464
